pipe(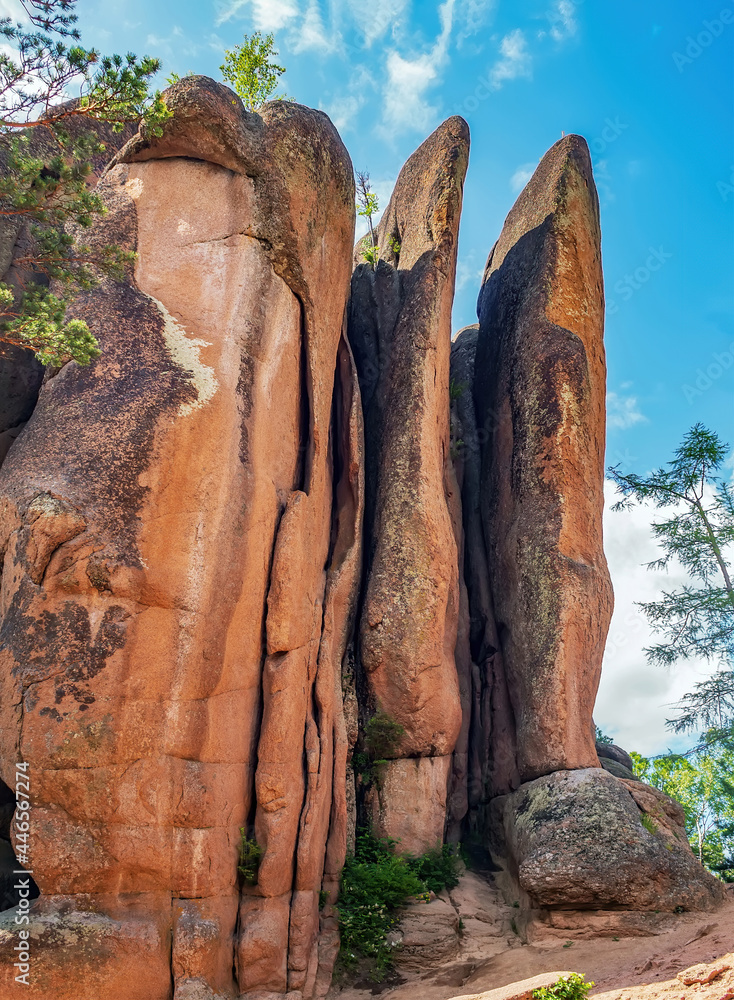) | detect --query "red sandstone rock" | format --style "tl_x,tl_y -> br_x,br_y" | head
0,77 -> 361,999
474,135 -> 613,783
348,117 -> 469,850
